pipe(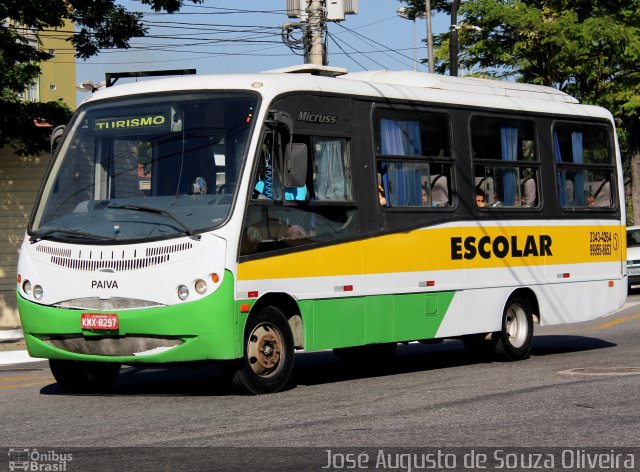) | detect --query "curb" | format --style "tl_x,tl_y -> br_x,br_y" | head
0,350 -> 40,365
0,328 -> 24,343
